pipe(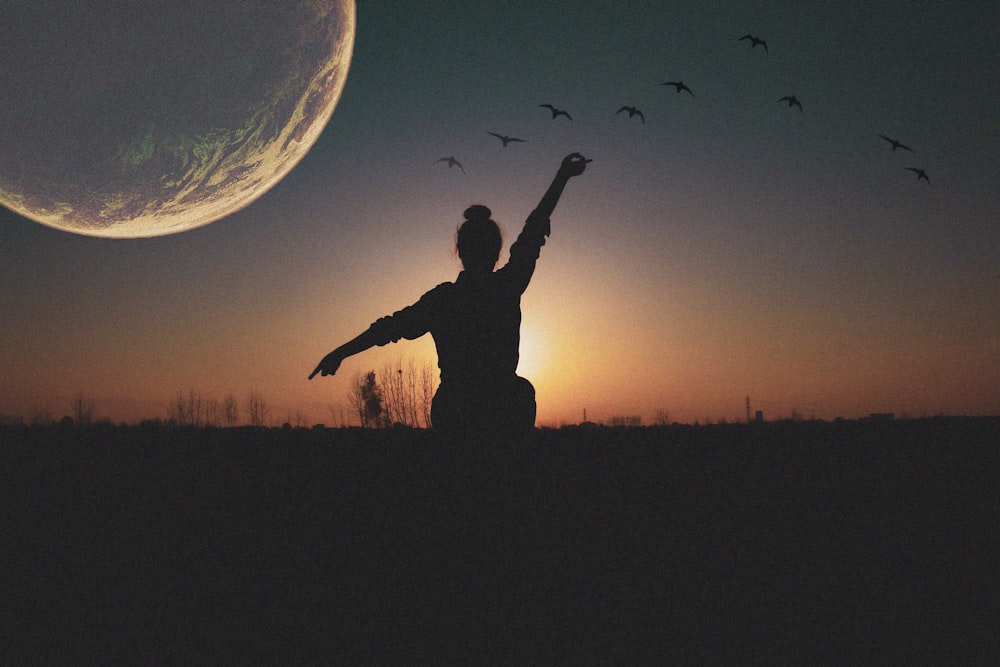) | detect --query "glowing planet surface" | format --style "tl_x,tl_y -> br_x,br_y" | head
0,1 -> 355,238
